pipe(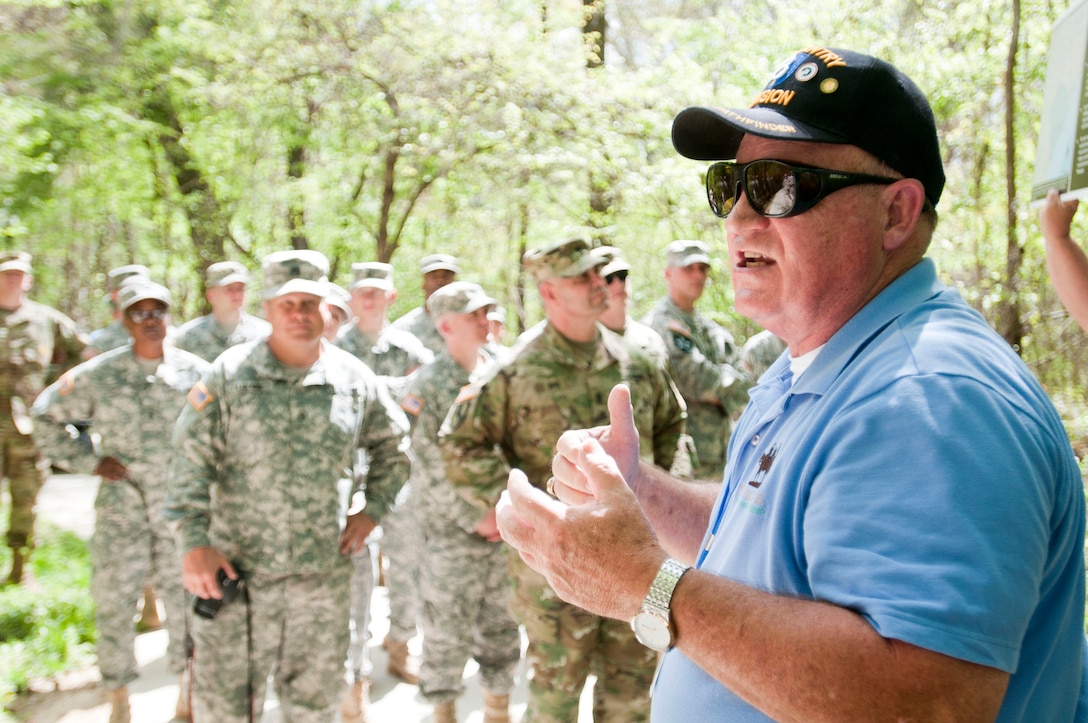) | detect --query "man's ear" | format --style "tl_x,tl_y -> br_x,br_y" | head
387,289 -> 398,304
881,179 -> 926,252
